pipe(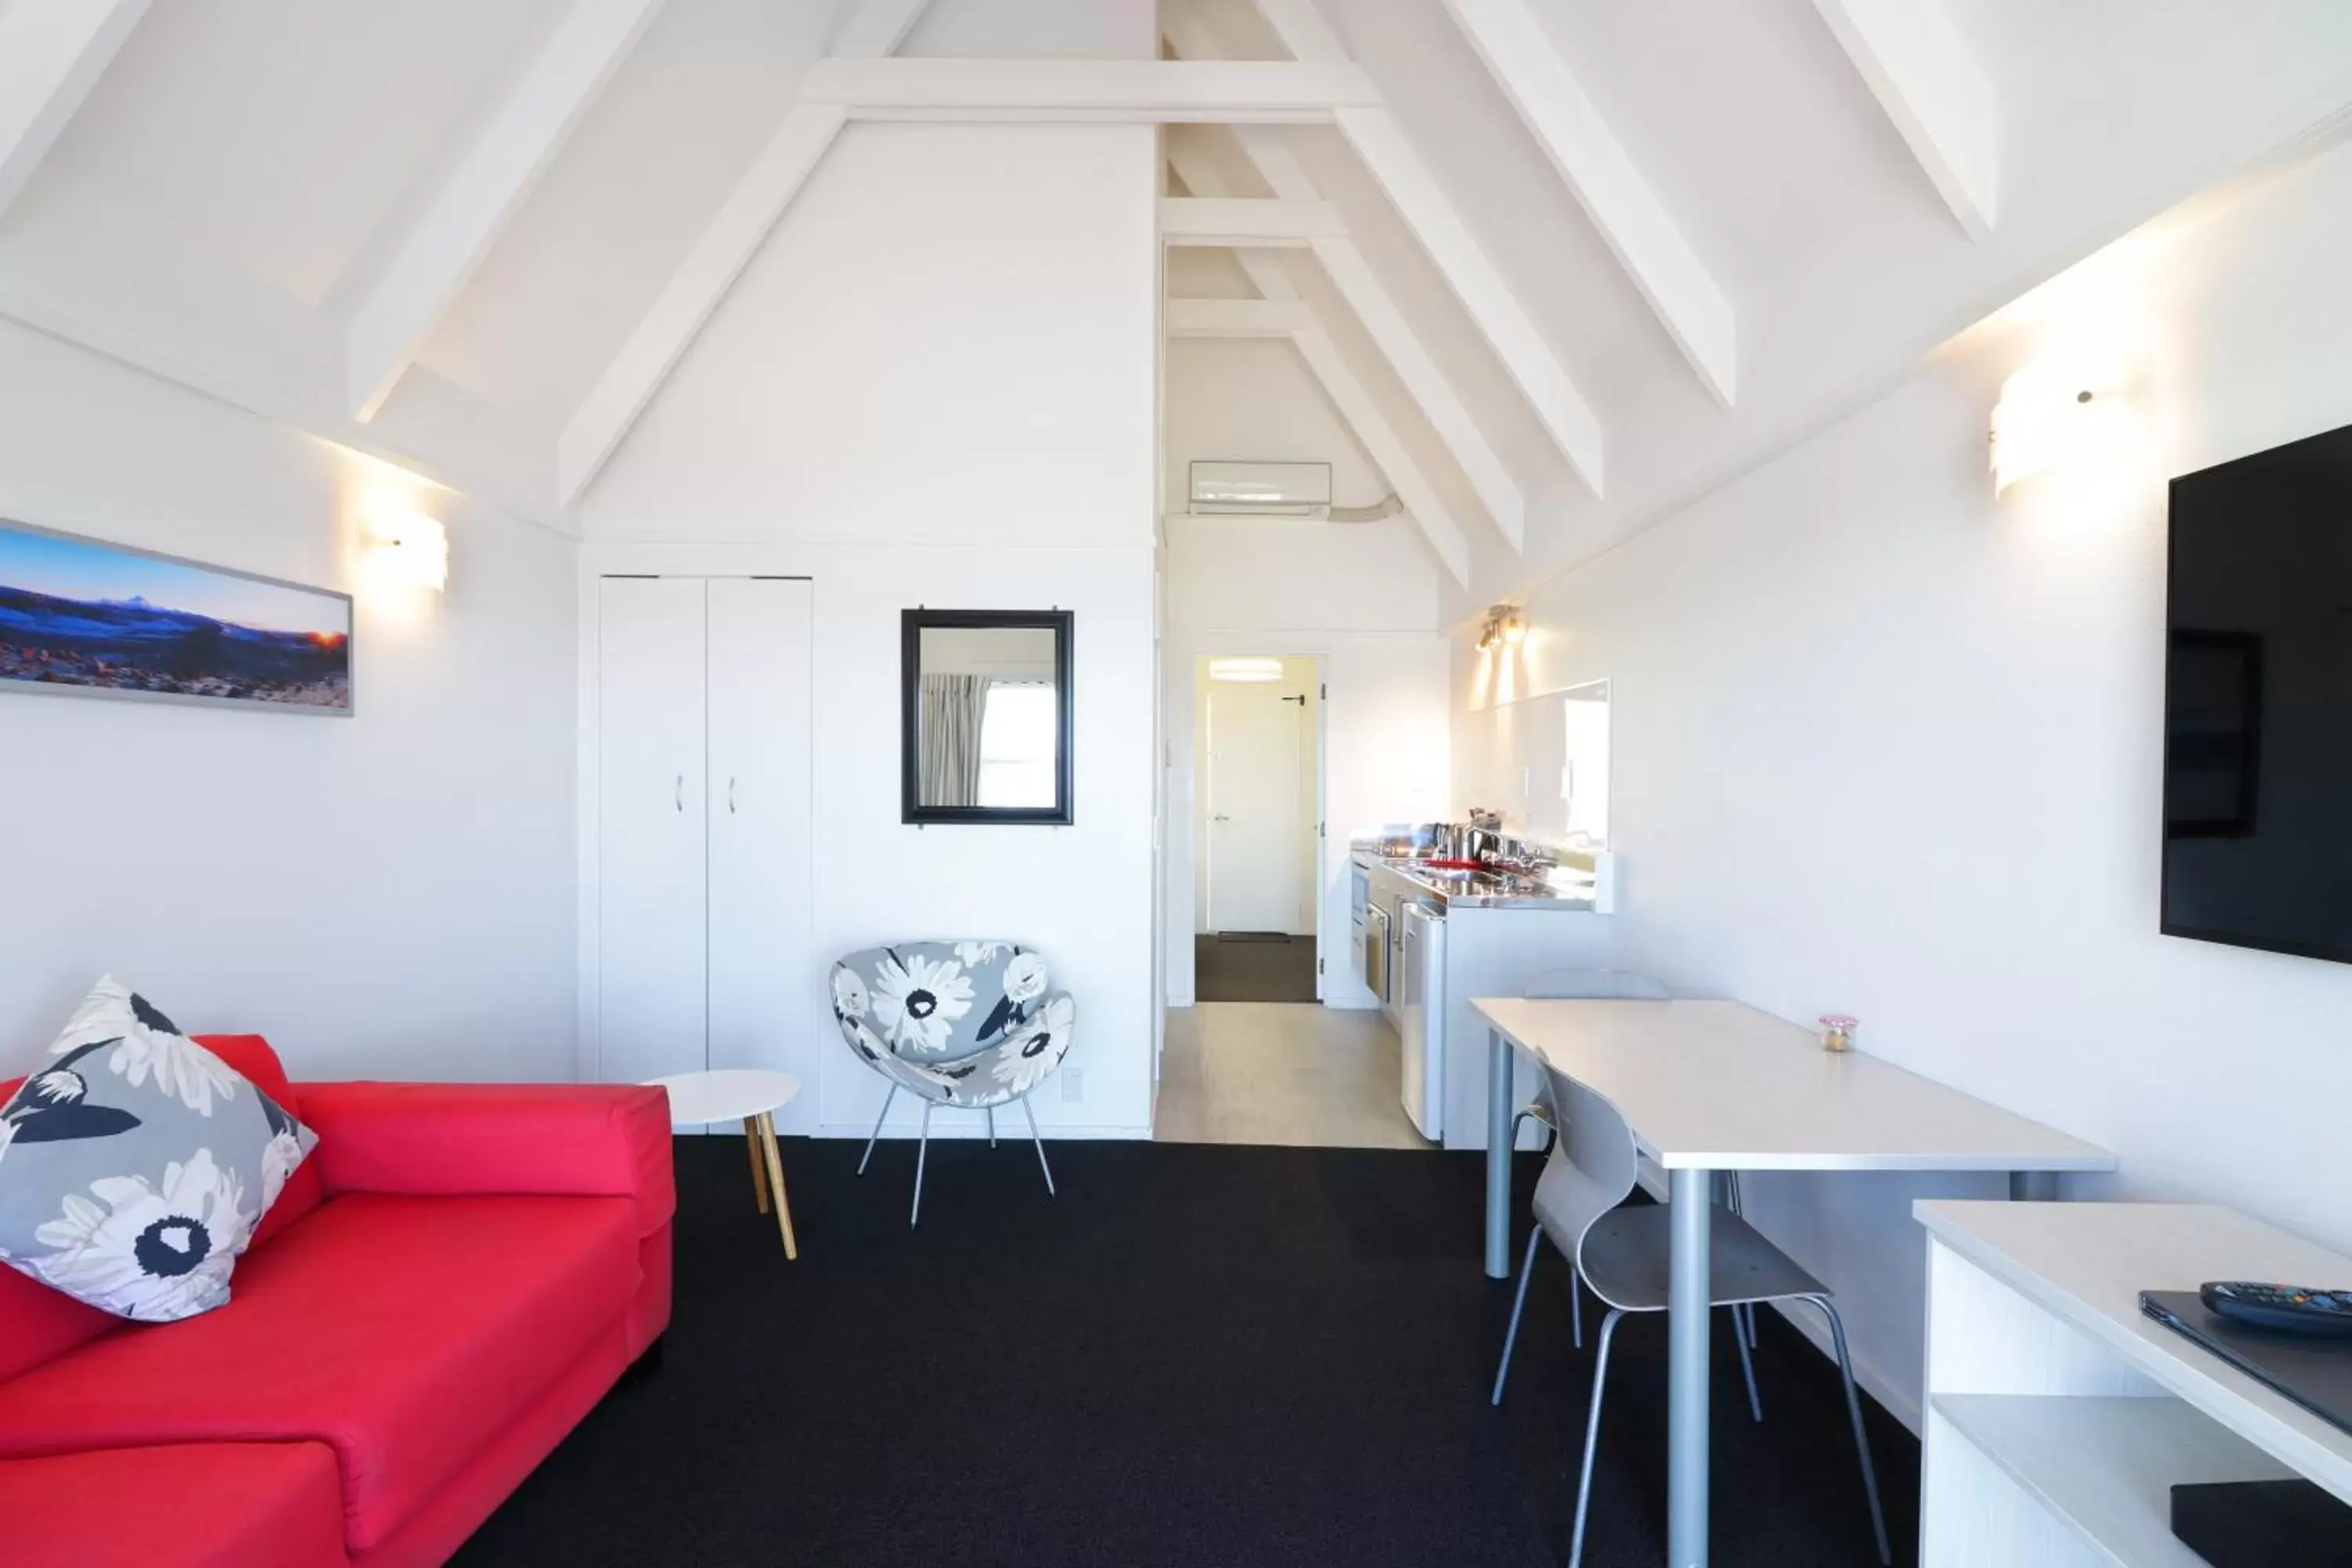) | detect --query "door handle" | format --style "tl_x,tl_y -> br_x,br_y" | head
674,775 -> 683,813
728,776 -> 738,815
